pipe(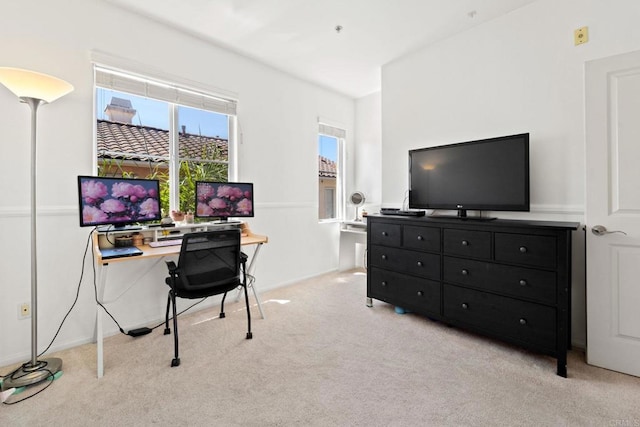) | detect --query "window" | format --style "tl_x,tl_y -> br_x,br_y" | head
94,66 -> 236,217
318,123 -> 345,221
